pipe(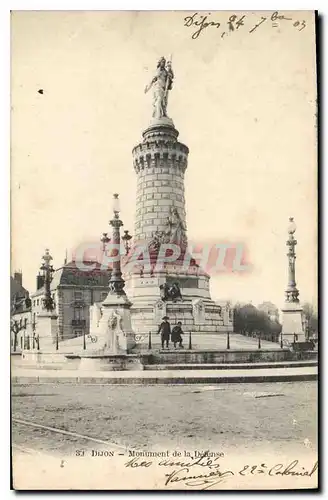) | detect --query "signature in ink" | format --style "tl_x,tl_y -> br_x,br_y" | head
164,466 -> 234,490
